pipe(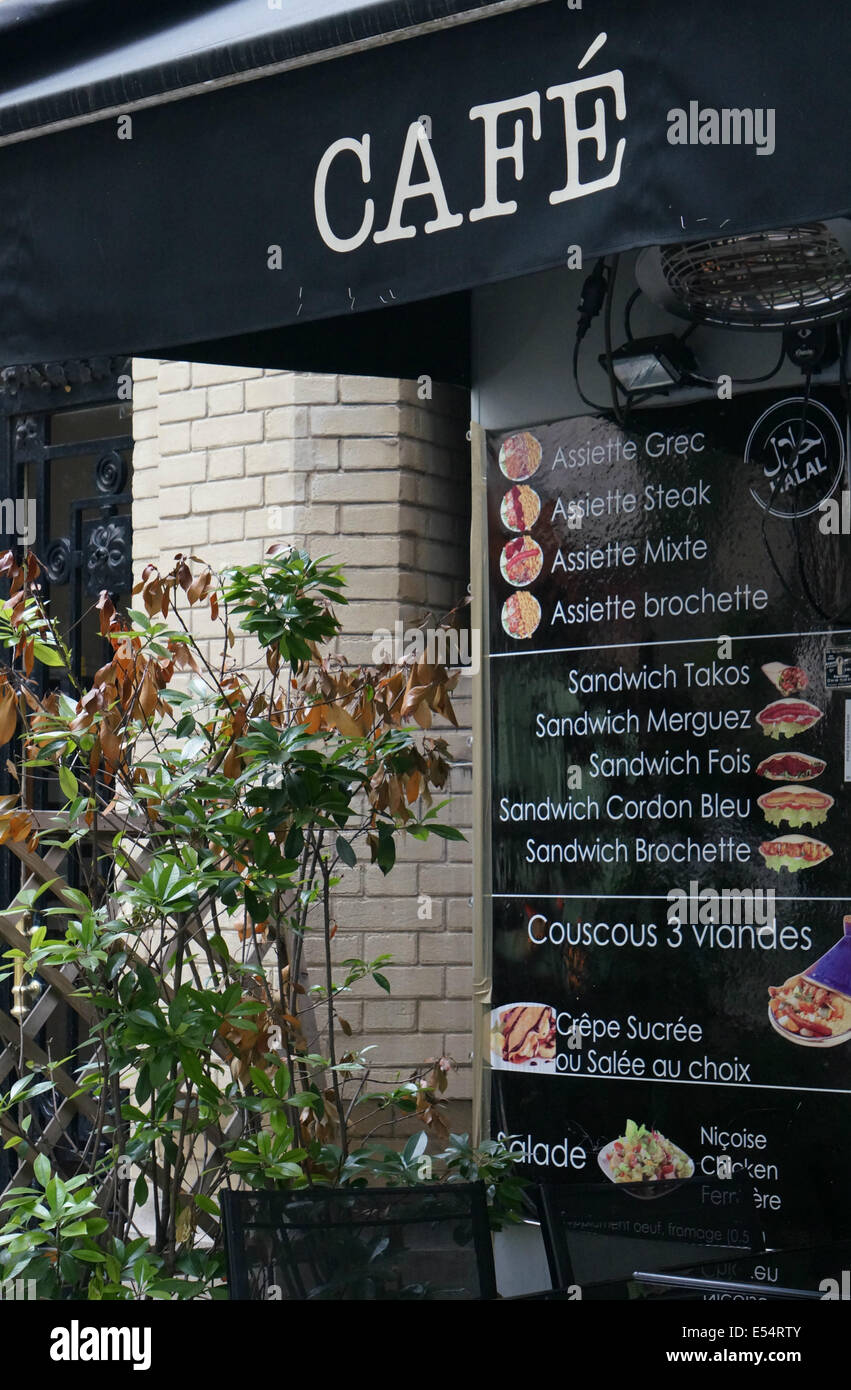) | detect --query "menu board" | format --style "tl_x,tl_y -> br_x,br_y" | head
486,388 -> 851,1249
